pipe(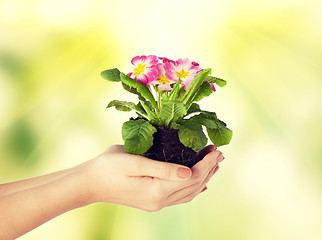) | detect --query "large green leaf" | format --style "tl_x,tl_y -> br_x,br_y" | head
186,112 -> 232,147
207,126 -> 233,147
120,73 -> 158,109
155,100 -> 187,126
106,100 -> 147,116
207,76 -> 227,87
101,68 -> 121,82
122,119 -> 157,155
188,112 -> 218,129
190,81 -> 213,103
122,83 -> 144,101
181,68 -> 212,105
178,120 -> 207,151
186,103 -> 202,115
